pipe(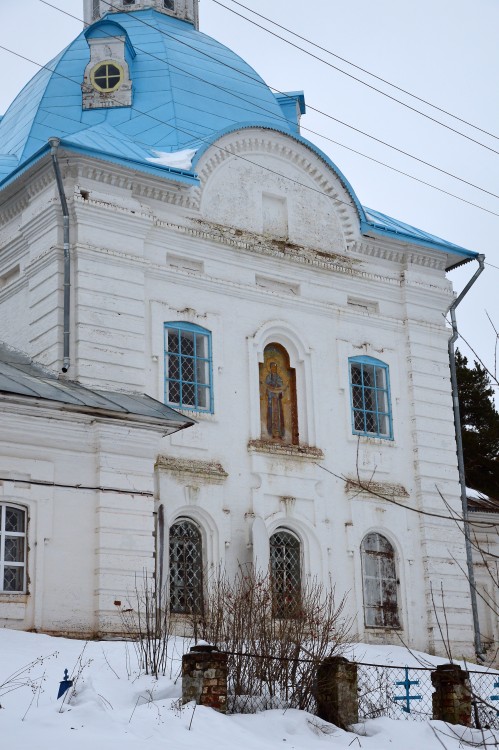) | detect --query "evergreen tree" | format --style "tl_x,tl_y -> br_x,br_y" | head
455,349 -> 499,498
